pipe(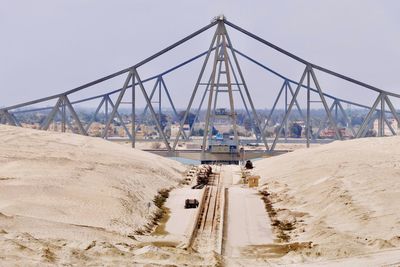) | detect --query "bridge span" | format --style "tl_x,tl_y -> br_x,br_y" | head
1,15 -> 399,156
